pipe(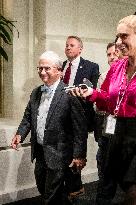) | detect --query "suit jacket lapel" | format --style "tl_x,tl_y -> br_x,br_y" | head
62,61 -> 67,70
74,57 -> 85,85
45,81 -> 64,127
